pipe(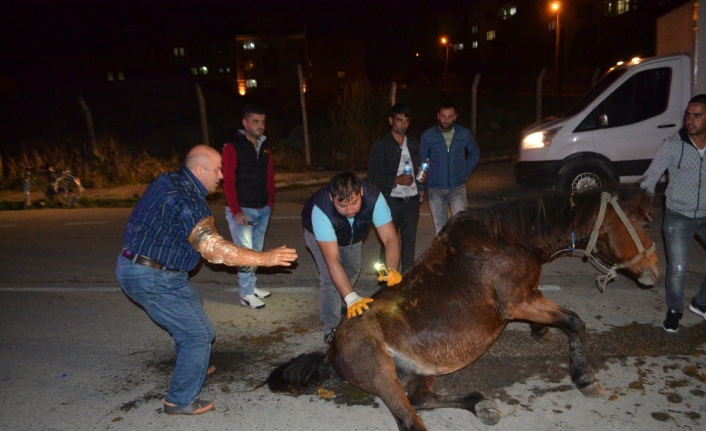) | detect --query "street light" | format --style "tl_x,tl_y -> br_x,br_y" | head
551,2 -> 561,94
441,37 -> 450,78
